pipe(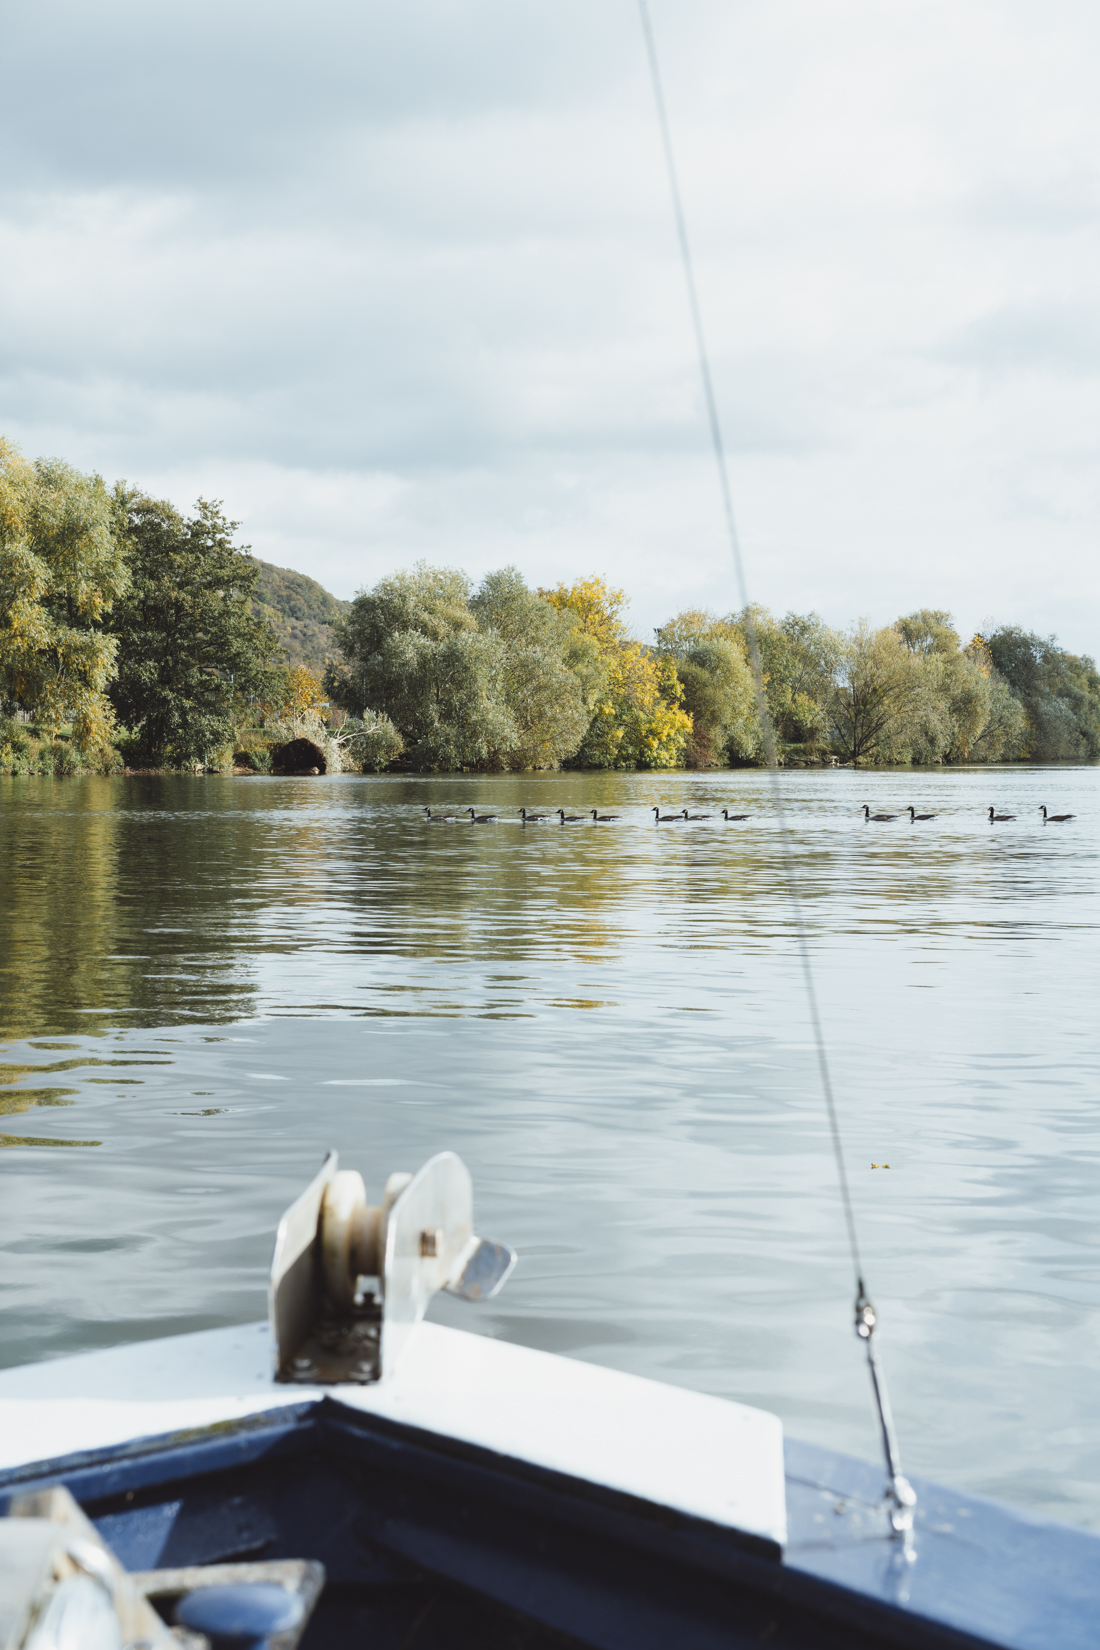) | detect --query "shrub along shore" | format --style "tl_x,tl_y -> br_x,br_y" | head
2,439 -> 1099,776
